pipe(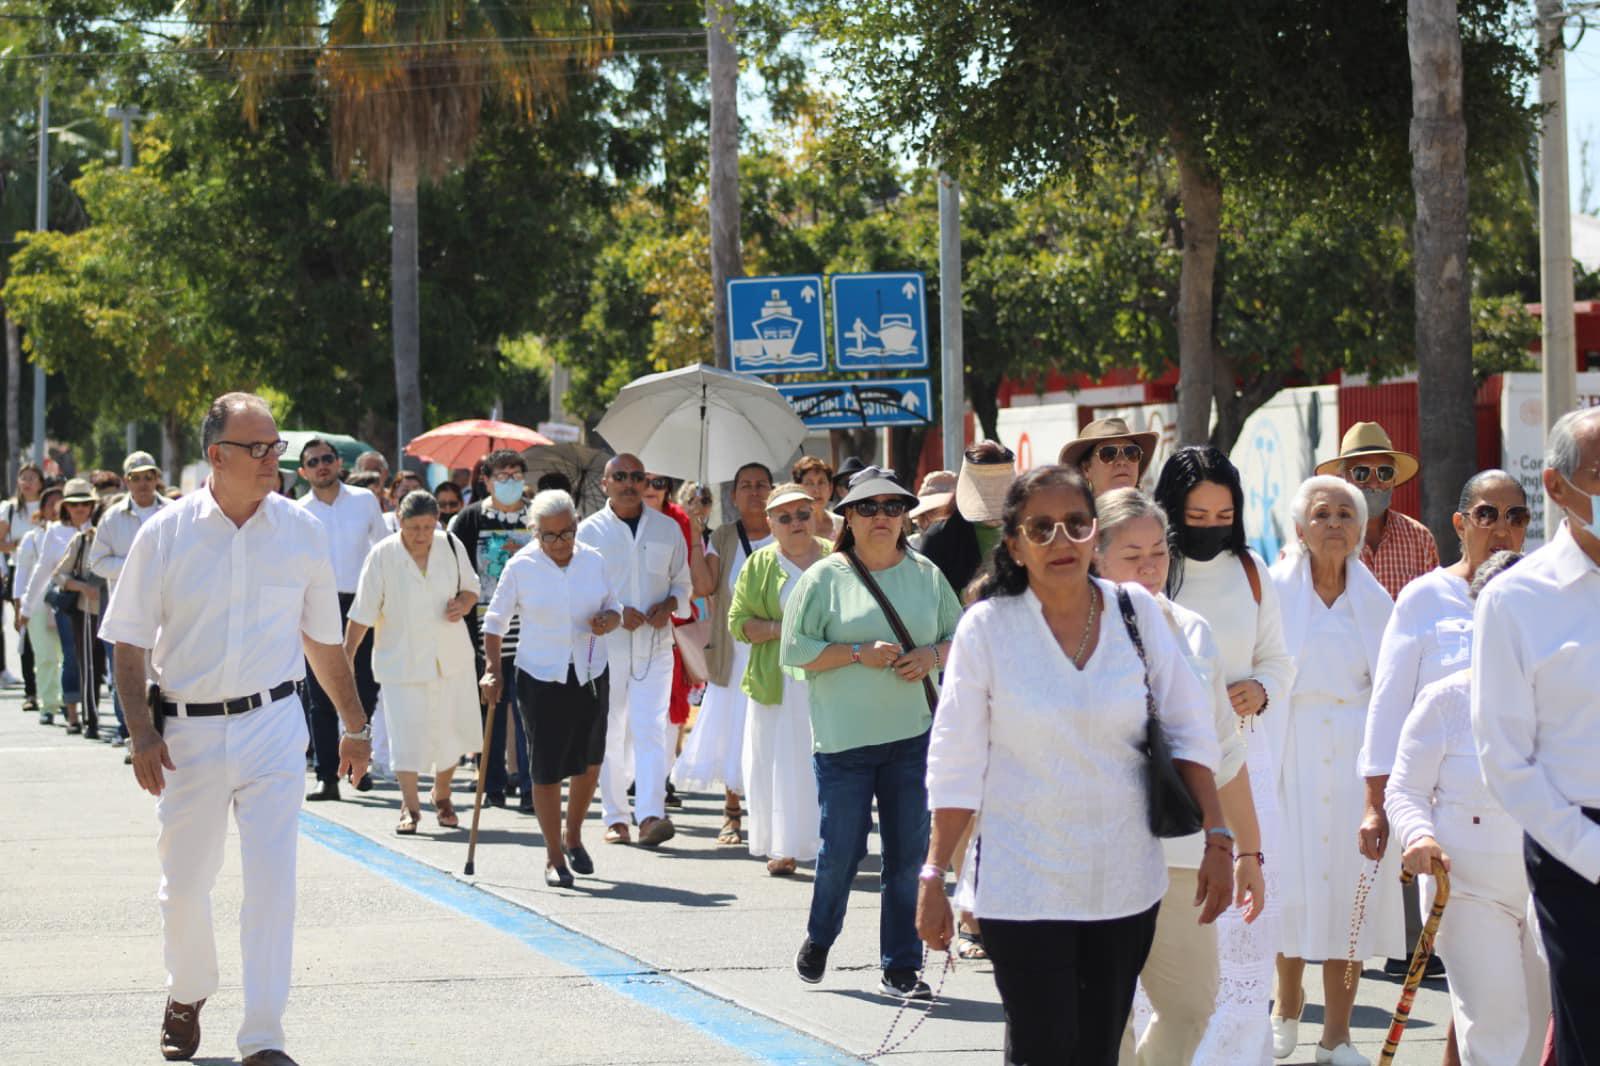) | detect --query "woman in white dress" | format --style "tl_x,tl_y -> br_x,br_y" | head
344,491 -> 482,834
1386,549 -> 1547,1066
1154,447 -> 1297,1066
727,484 -> 827,875
1269,475 -> 1401,1066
